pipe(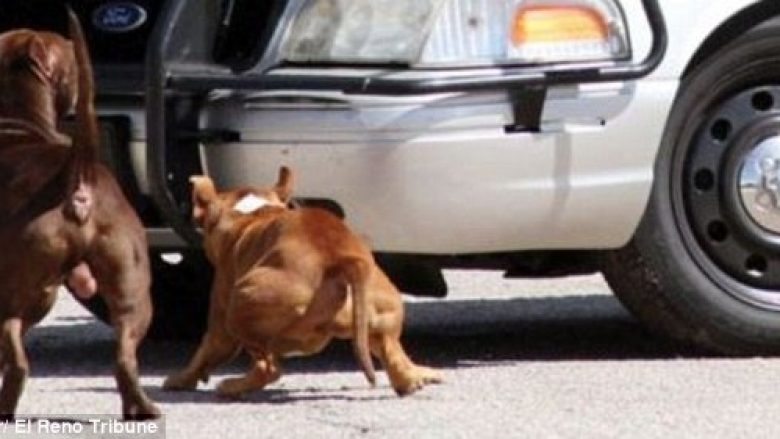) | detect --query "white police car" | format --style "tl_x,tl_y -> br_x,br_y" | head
8,0 -> 780,351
